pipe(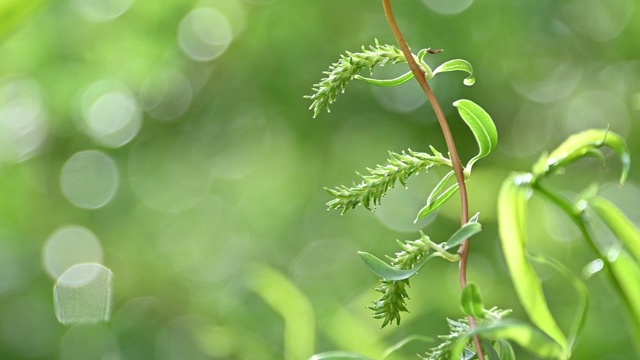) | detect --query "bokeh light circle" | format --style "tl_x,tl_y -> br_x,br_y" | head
80,80 -> 142,148
561,0 -> 635,42
42,225 -> 104,280
0,76 -> 48,163
73,0 -> 134,22
60,150 -> 119,209
178,8 -> 233,62
54,263 -> 114,325
141,68 -> 193,121
422,0 -> 474,15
